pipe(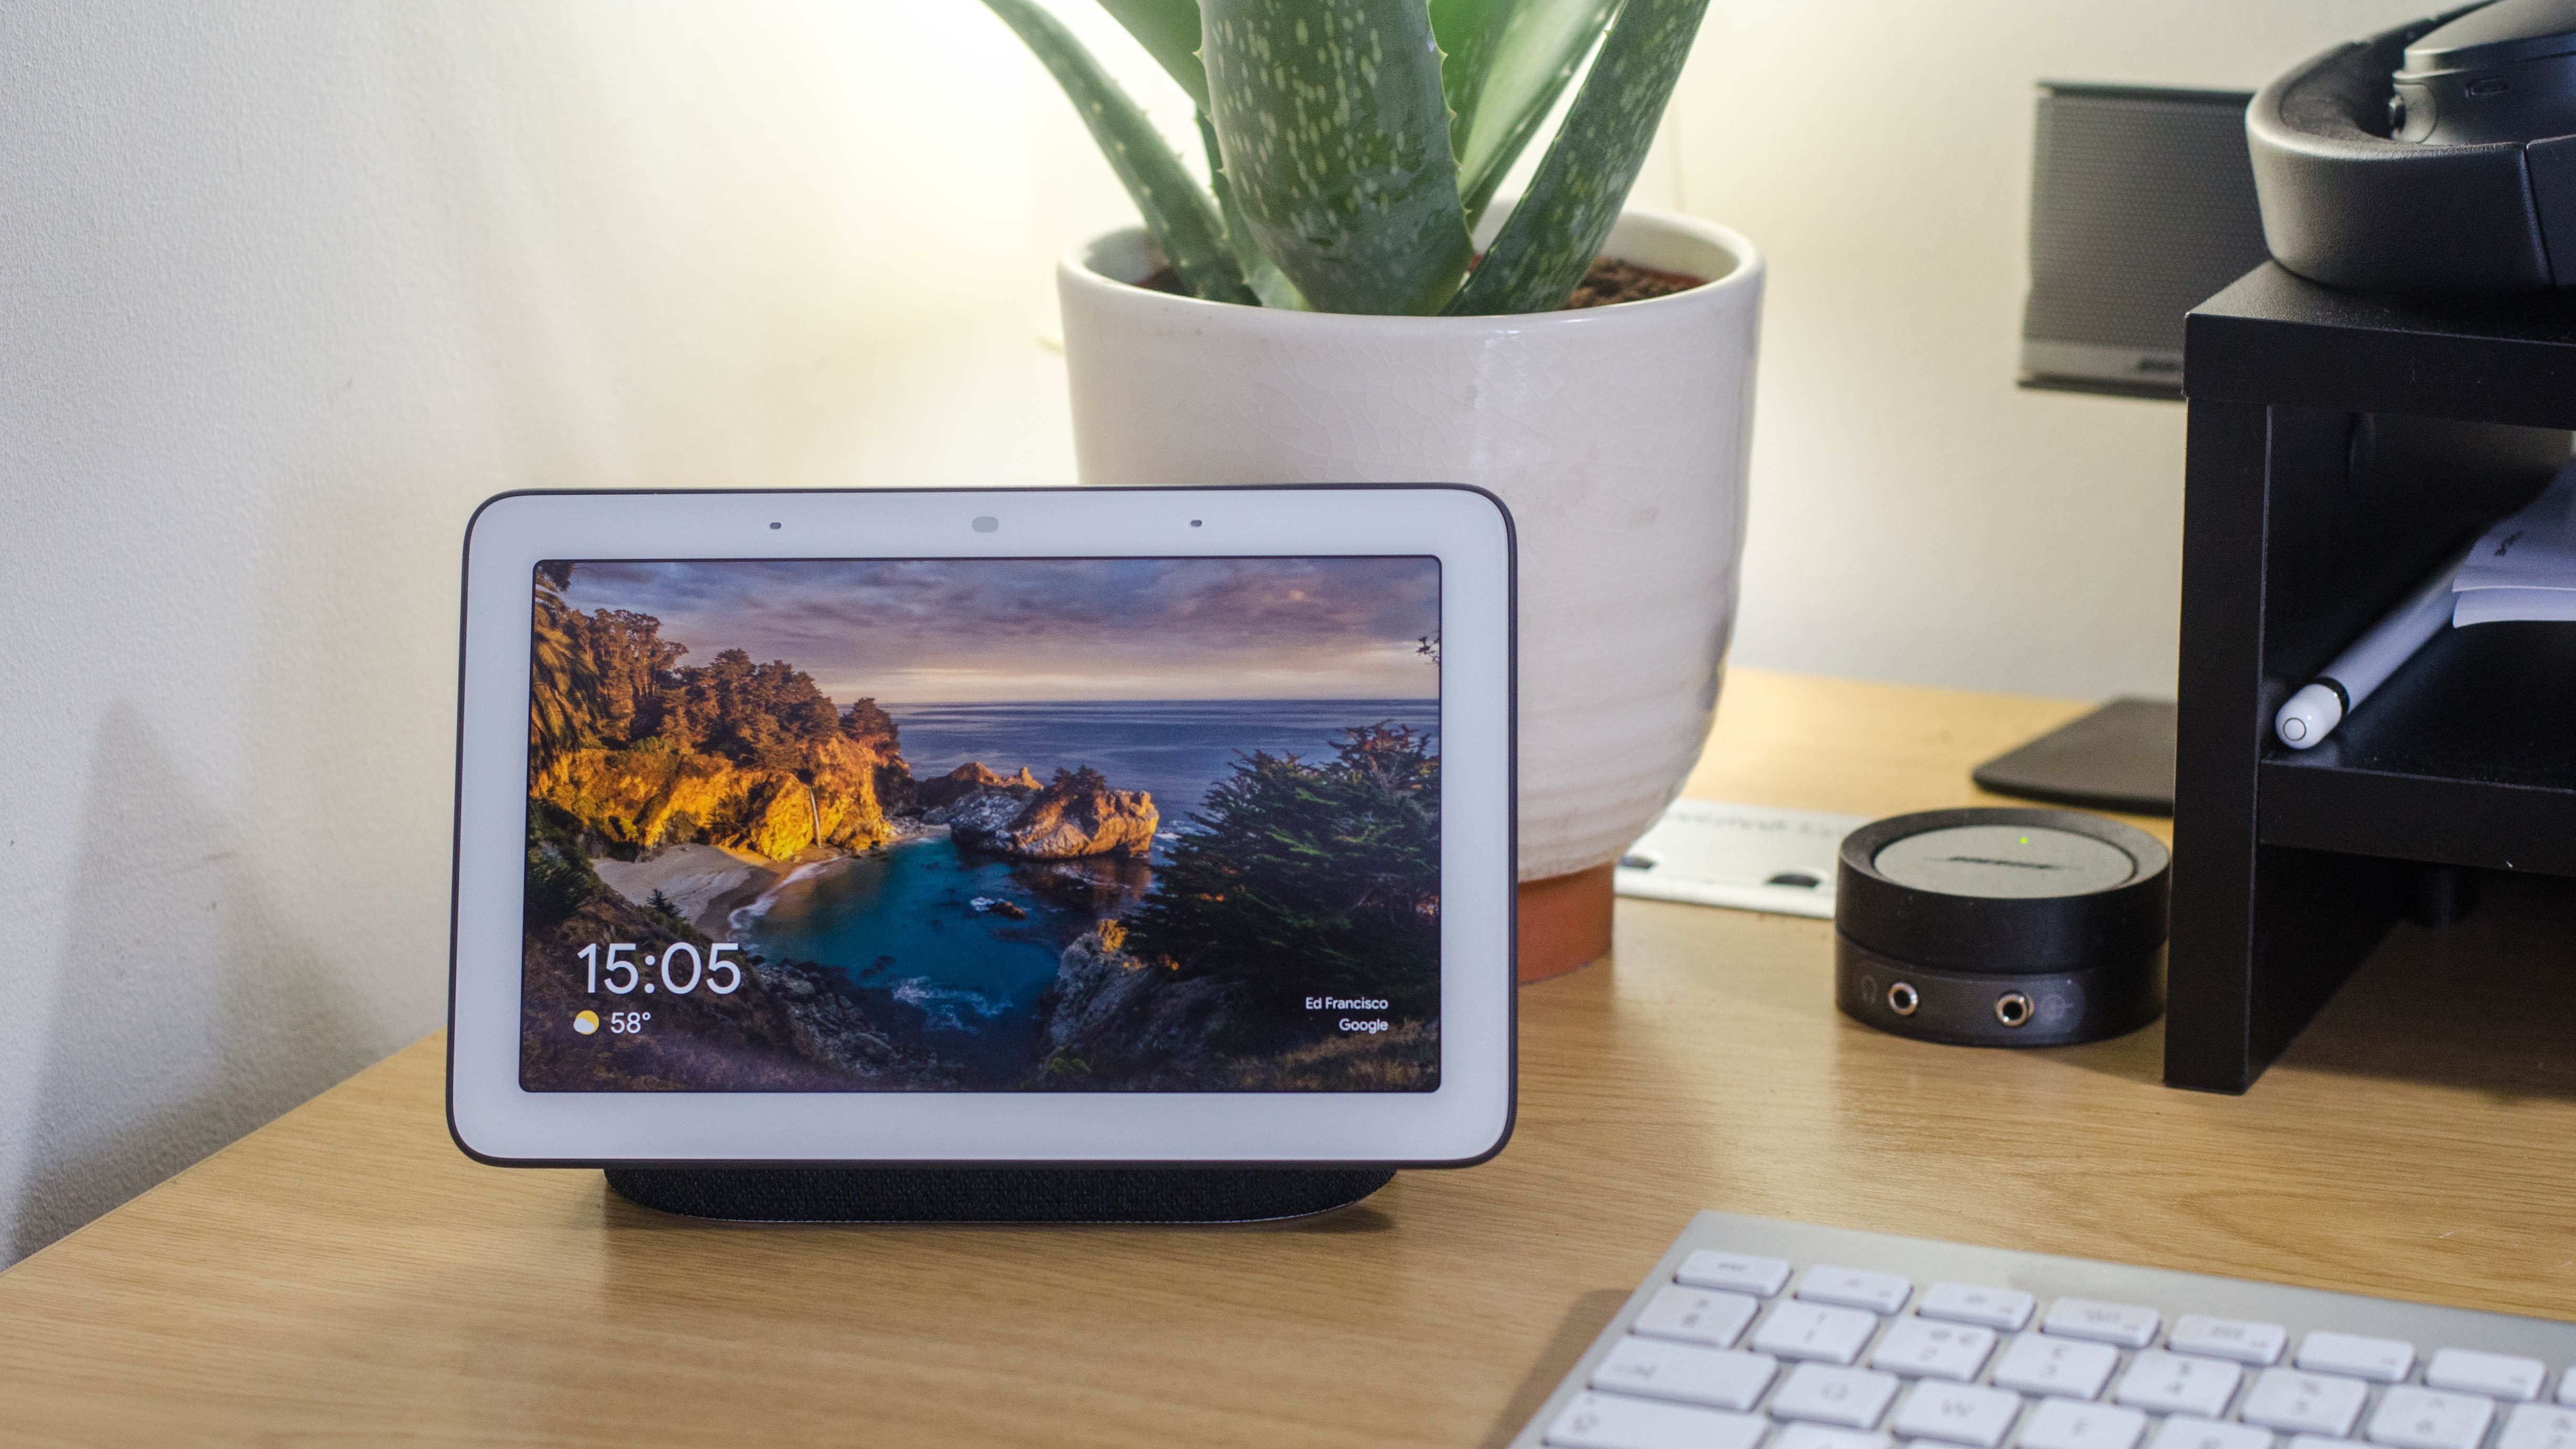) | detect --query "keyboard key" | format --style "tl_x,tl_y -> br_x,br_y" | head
1589,1338 -> 1778,1412
2426,1348 -> 2545,1402
1677,1250 -> 1791,1297
2020,1394 -> 2148,1449
2560,1374 -> 2576,1409
1918,1283 -> 2035,1332
2288,1436 -> 2363,1449
1870,1317 -> 1997,1381
2242,1369 -> 2372,1437
1889,1381 -> 2023,1448
1544,1391 -> 1769,1449
2367,1385 -> 2497,1449
2500,1403 -> 2576,1449
1633,1286 -> 1760,1349
2114,1349 -> 2244,1418
1993,1332 -> 2121,1400
1753,1301 -> 1883,1366
2297,1332 -> 2414,1384
1799,1265 -> 1914,1315
2043,1298 -> 2162,1349
2168,1315 -> 2289,1367
2150,1416 -> 2274,1449
1773,1425 -> 1893,1449
1771,1363 -> 1902,1429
